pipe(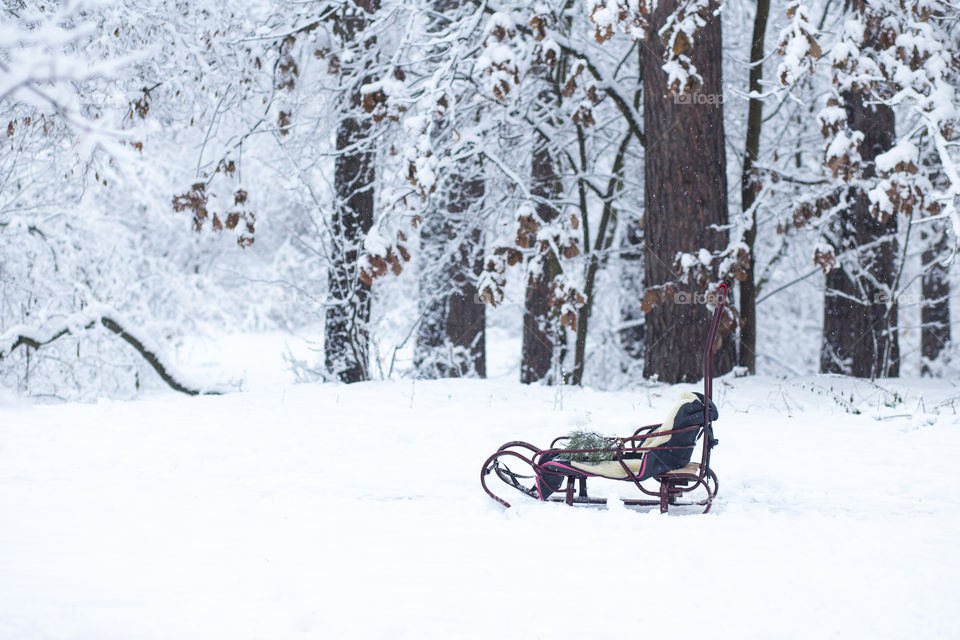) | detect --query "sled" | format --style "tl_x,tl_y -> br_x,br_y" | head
480,282 -> 728,513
